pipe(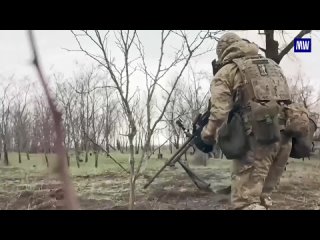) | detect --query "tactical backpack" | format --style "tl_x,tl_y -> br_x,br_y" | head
290,114 -> 318,159
283,103 -> 310,138
232,56 -> 292,145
